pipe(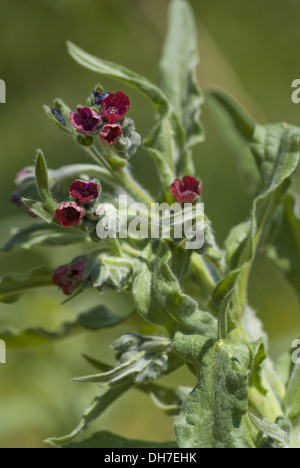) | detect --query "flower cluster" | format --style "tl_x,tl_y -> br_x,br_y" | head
55,179 -> 101,228
52,259 -> 87,295
70,91 -> 130,146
